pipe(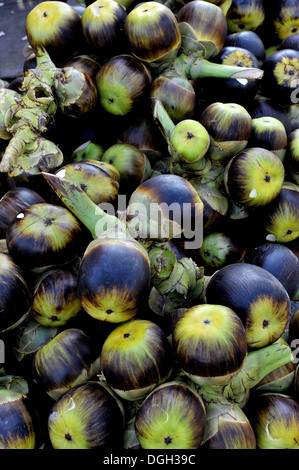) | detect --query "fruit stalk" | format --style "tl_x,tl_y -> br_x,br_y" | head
43,172 -> 207,310
156,51 -> 264,81
188,341 -> 294,406
0,46 -> 96,174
